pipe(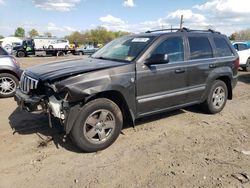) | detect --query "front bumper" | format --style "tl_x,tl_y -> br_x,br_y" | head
14,88 -> 45,112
